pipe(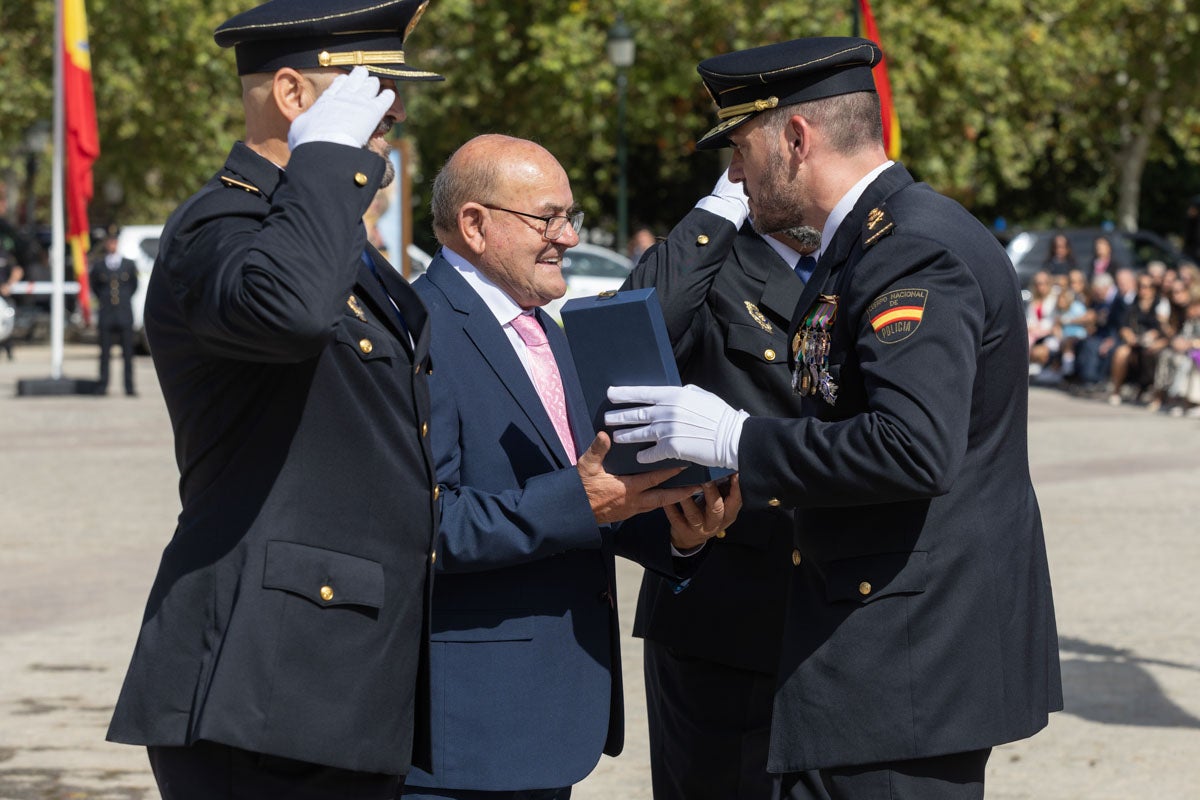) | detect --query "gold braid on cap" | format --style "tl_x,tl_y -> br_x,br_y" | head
717,96 -> 779,120
318,49 -> 406,67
